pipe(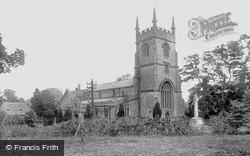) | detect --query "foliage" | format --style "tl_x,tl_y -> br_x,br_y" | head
117,104 -> 125,118
59,119 -> 78,136
45,88 -> 63,103
56,109 -> 73,123
226,89 -> 250,131
31,88 -> 58,125
57,116 -> 198,137
181,34 -> 250,117
209,114 -> 232,135
0,34 -> 25,75
153,102 -> 162,119
117,74 -> 132,81
227,100 -> 249,130
84,104 -> 92,119
0,110 -> 6,124
3,89 -> 18,102
1,124 -> 61,138
3,115 -> 25,126
24,111 -> 37,127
